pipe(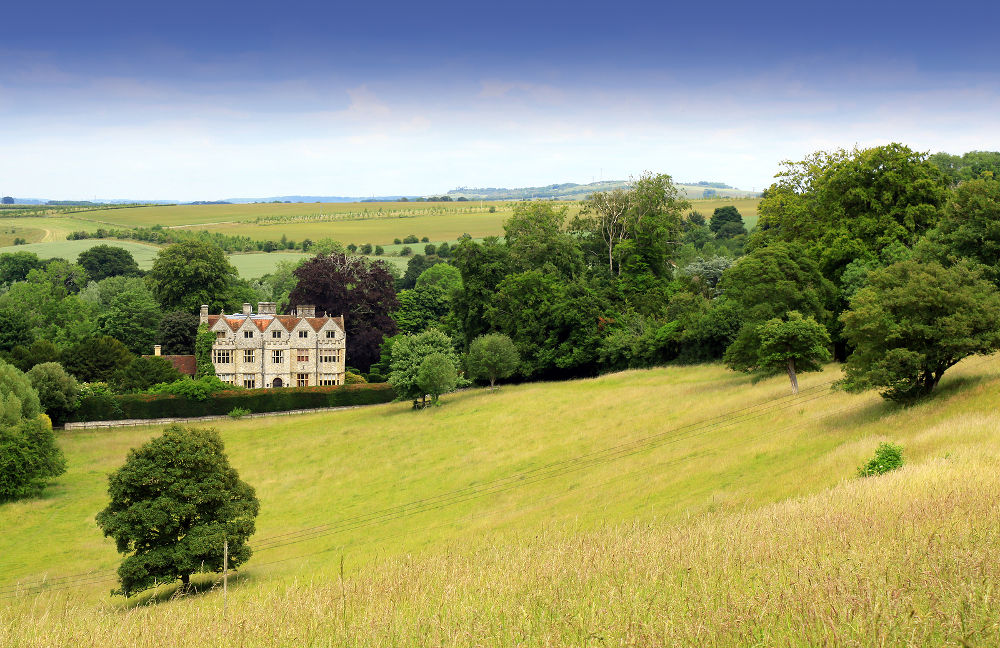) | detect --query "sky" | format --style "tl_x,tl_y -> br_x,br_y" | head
2,0 -> 999,201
